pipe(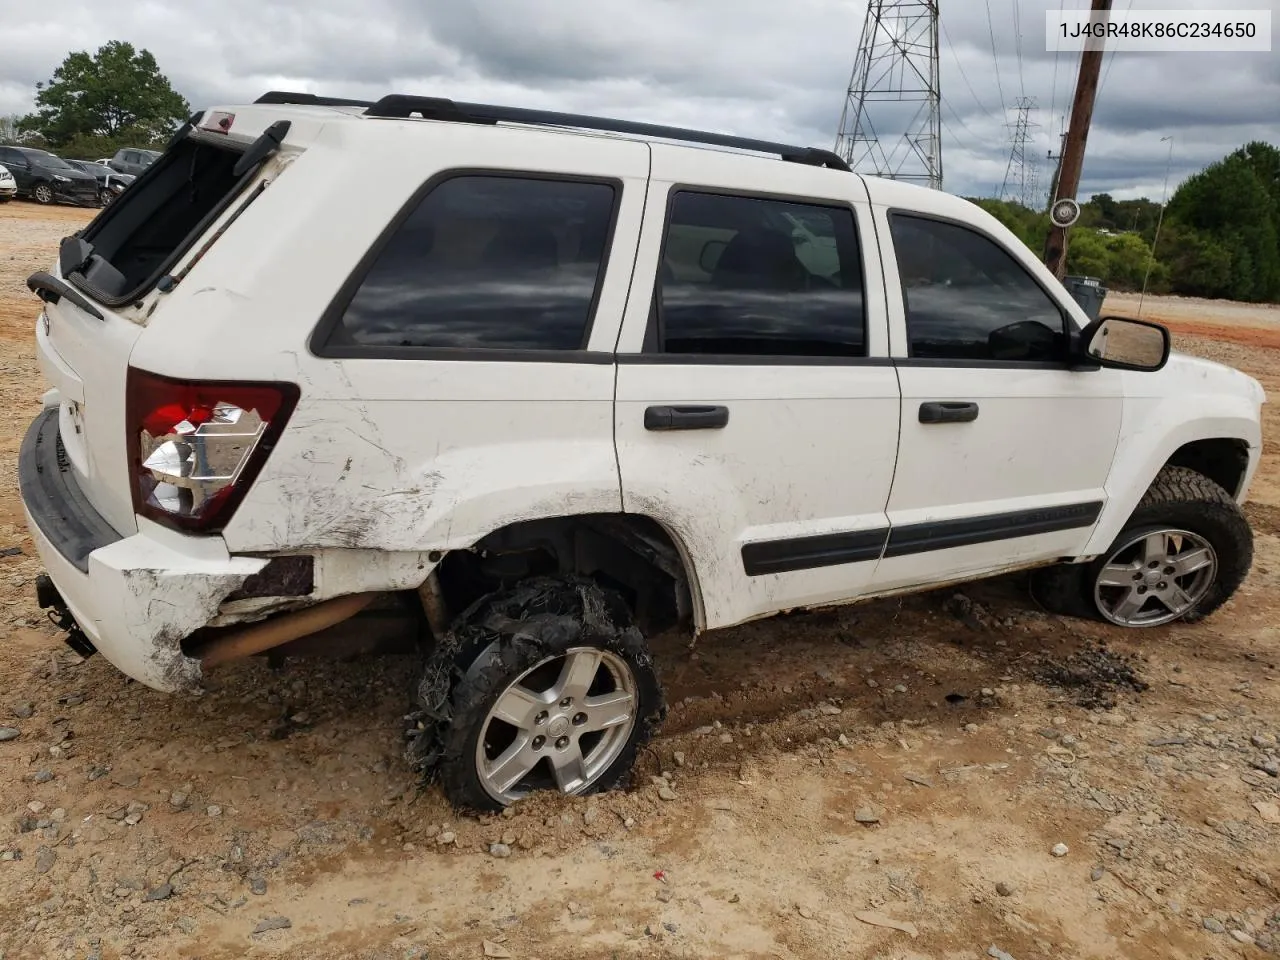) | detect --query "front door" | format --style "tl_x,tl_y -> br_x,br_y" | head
614,150 -> 901,631
870,208 -> 1124,593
